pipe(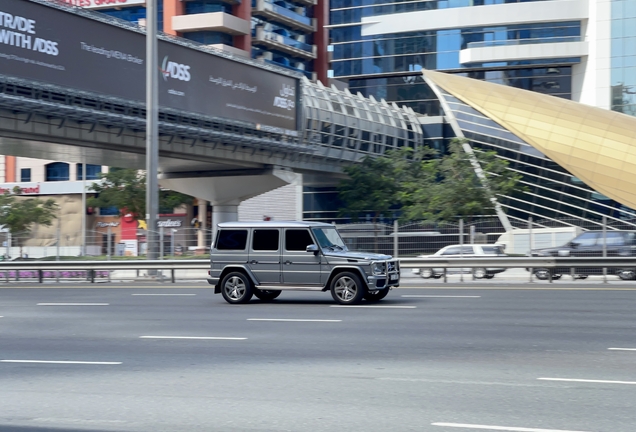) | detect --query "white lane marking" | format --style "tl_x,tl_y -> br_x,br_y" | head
131,293 -> 196,296
402,295 -> 481,298
378,377 -> 547,388
330,305 -> 416,309
431,422 -> 590,432
538,377 -> 636,385
1,360 -> 121,365
247,318 -> 341,322
608,348 -> 636,351
37,303 -> 109,306
139,336 -> 246,340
